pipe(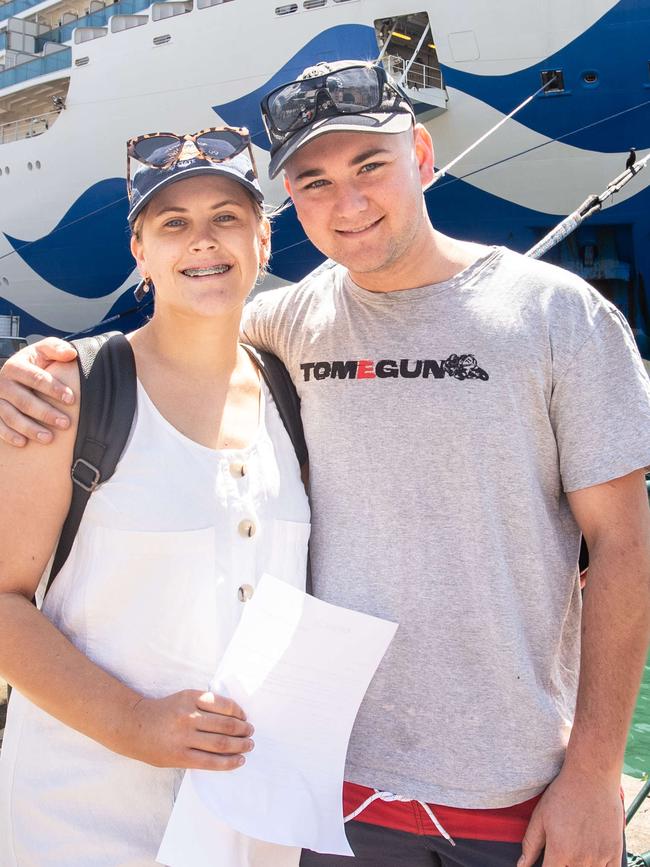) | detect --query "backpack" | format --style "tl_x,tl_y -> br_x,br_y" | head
46,331 -> 307,597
